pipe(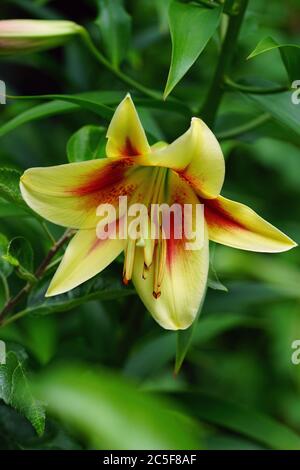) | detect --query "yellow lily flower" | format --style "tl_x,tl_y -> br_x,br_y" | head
20,95 -> 297,330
